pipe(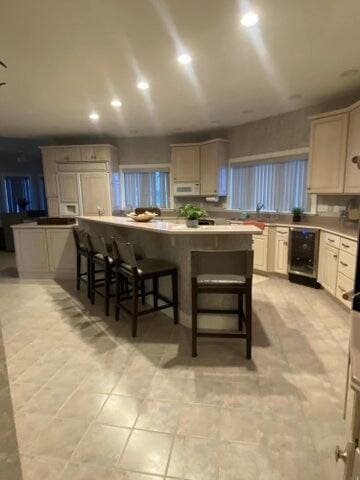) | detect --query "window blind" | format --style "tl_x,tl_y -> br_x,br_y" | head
4,176 -> 32,213
123,170 -> 170,209
229,157 -> 309,212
